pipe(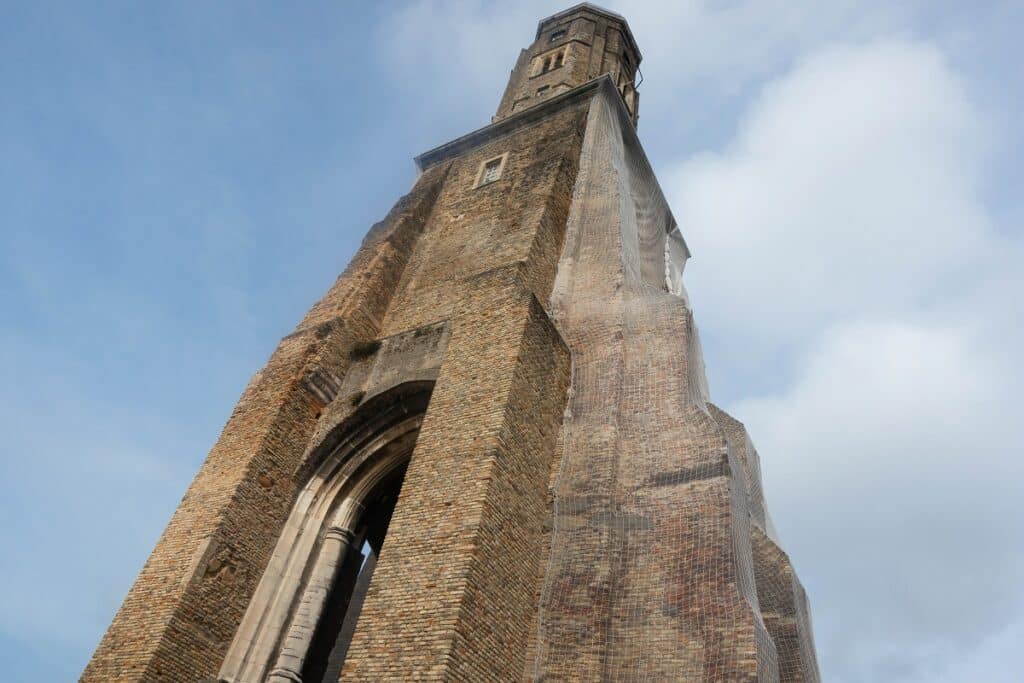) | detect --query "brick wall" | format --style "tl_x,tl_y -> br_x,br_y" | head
530,85 -> 780,681
84,92 -> 588,681
84,23 -> 819,678
82,164 -> 449,682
